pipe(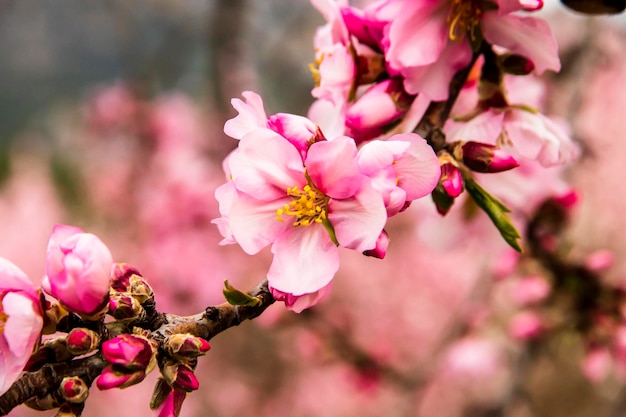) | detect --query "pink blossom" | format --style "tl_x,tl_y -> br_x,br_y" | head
214,124 -> 387,308
42,225 -> 113,316
511,275 -> 551,306
376,0 -> 559,100
582,348 -> 612,383
357,133 -> 440,216
0,258 -> 43,396
508,311 -> 543,340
